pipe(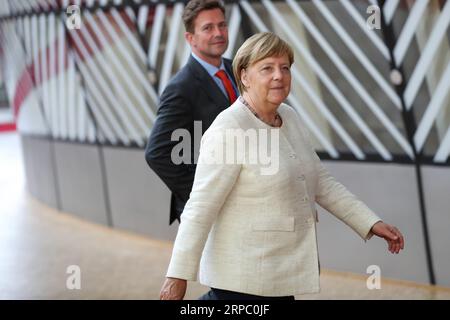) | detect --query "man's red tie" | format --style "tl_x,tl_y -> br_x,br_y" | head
215,70 -> 237,104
